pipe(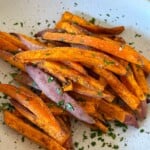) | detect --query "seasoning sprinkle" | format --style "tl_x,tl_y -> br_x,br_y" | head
65,103 -> 74,111
104,59 -> 115,65
48,76 -> 54,83
89,18 -> 96,24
